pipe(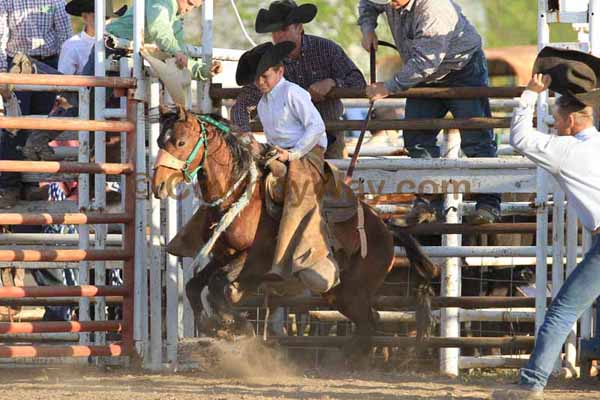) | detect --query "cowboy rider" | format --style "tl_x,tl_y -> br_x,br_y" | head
235,41 -> 340,294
